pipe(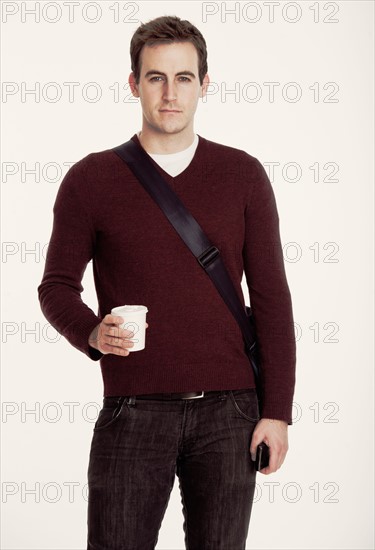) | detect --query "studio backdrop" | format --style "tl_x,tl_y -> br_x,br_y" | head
1,1 -> 374,549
